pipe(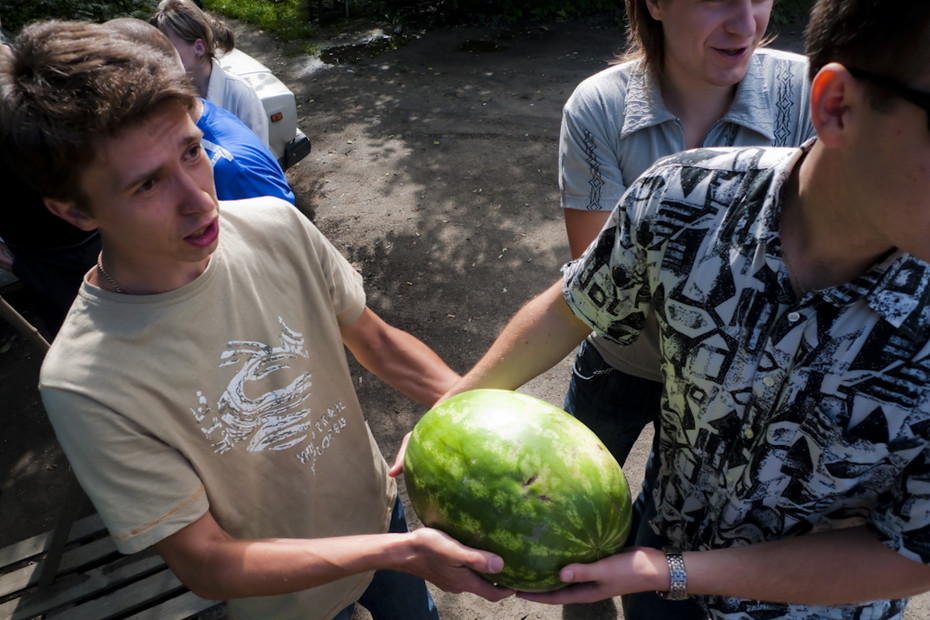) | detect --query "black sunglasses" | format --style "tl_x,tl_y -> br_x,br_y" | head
847,67 -> 930,131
